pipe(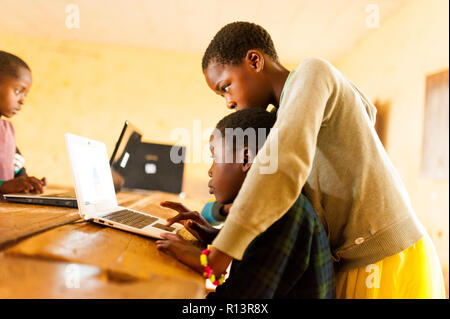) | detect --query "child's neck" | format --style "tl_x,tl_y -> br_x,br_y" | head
266,61 -> 290,108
